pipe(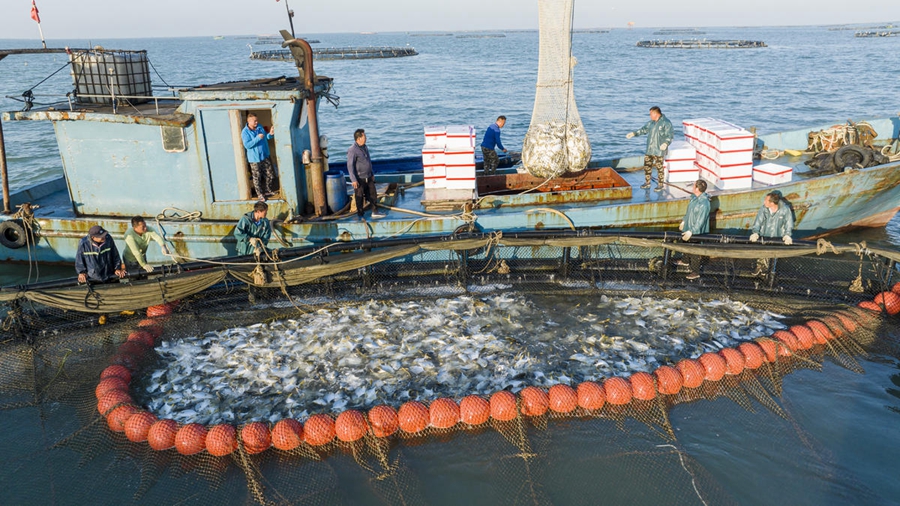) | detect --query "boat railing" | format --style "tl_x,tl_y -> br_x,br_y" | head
14,92 -> 178,115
